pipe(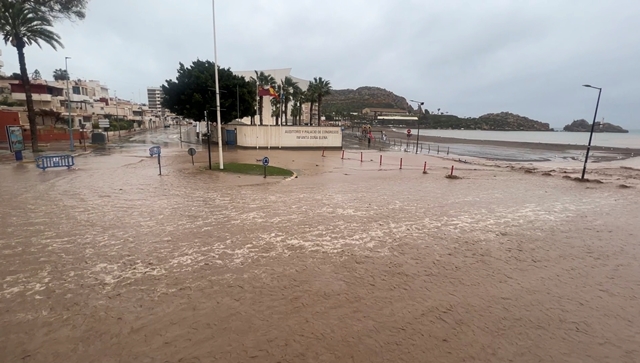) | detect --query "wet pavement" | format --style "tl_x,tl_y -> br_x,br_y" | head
1,127 -> 640,362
